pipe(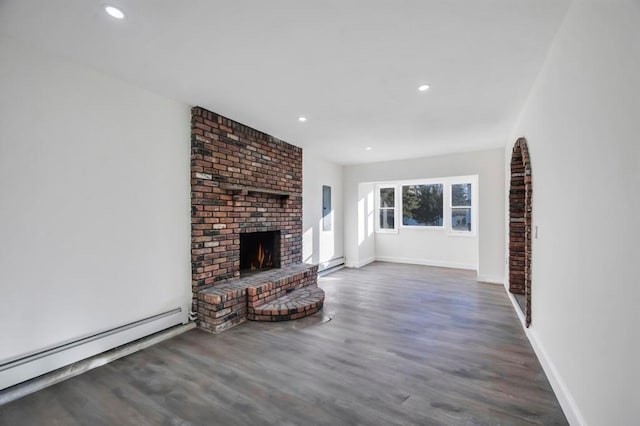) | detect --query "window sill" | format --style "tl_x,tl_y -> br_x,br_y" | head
399,226 -> 446,231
